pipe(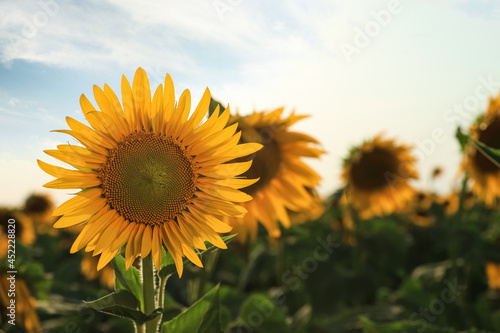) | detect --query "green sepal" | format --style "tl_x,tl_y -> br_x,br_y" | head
163,284 -> 222,333
84,290 -> 161,324
455,127 -> 469,153
472,139 -> 500,169
208,97 -> 226,117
